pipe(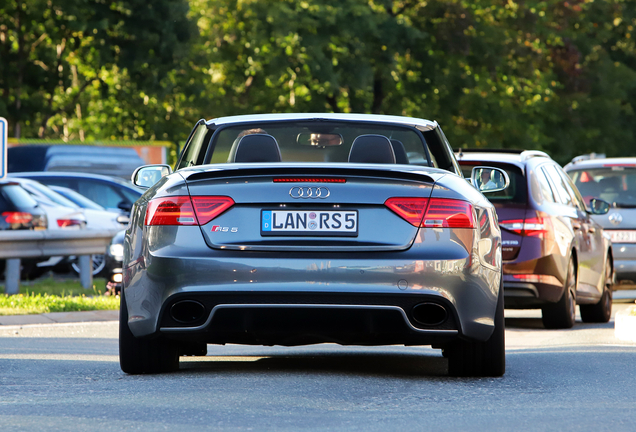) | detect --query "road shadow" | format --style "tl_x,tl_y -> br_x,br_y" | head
505,317 -> 545,329
178,350 -> 449,378
505,317 -> 615,331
